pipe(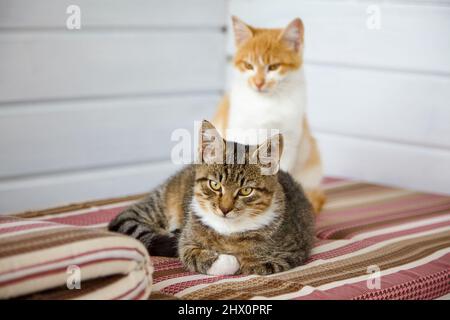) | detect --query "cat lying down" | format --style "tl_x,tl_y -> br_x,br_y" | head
109,120 -> 314,276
